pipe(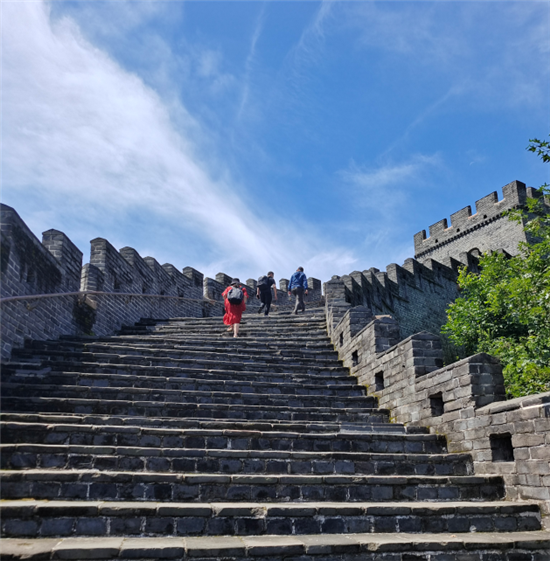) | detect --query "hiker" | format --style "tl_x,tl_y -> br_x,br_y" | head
288,266 -> 308,314
256,271 -> 278,316
222,278 -> 248,338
